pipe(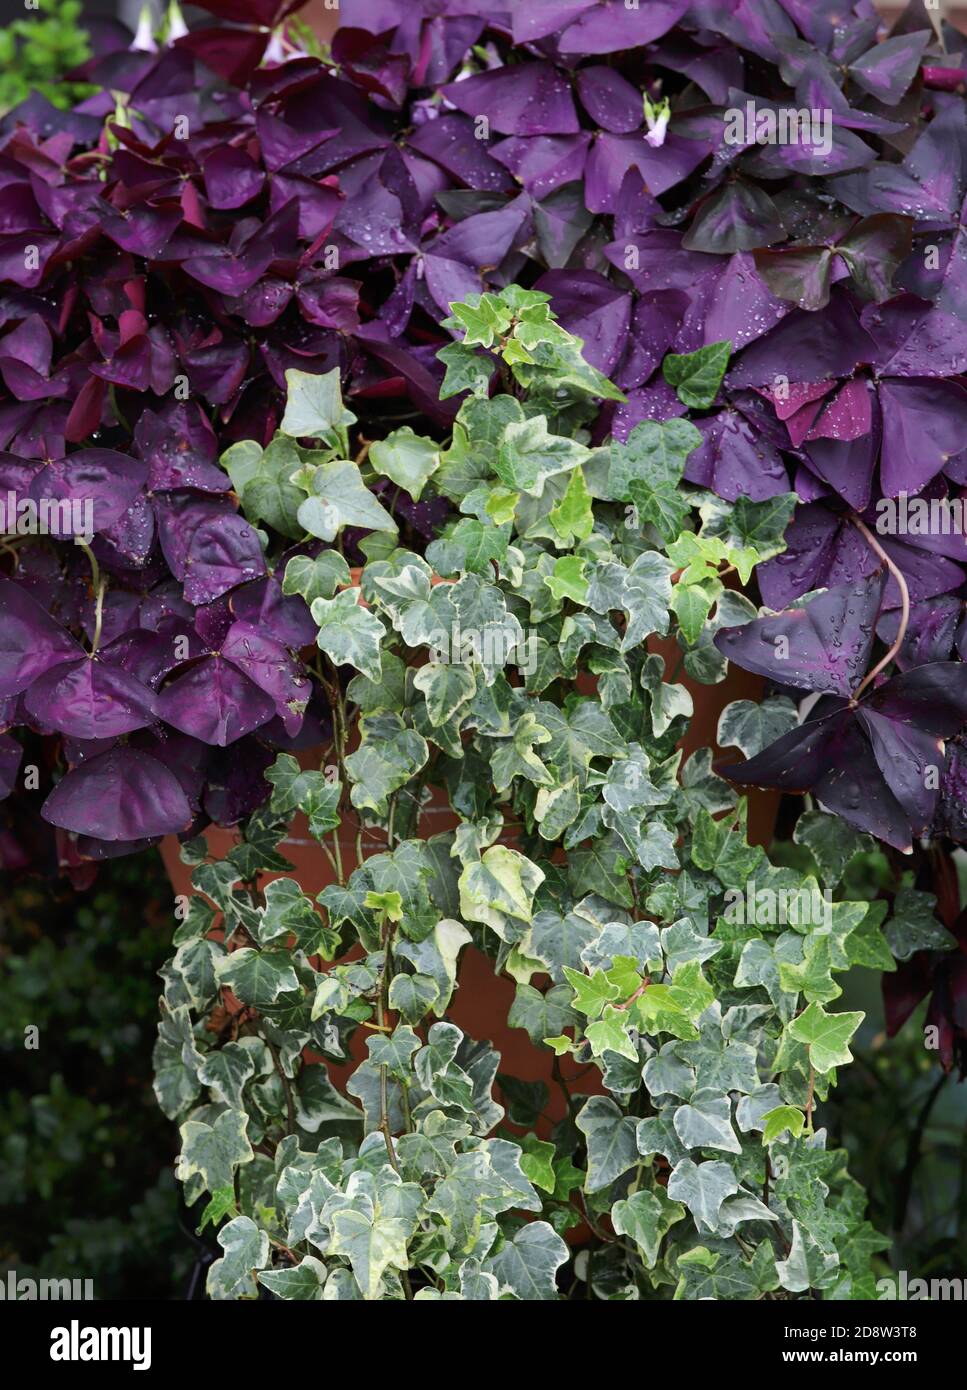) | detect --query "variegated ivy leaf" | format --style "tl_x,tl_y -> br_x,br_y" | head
640,653 -> 693,737
258,1256 -> 328,1300
534,776 -> 582,840
177,1108 -> 253,1195
587,551 -> 675,650
325,1168 -> 425,1299
485,1221 -> 569,1300
717,696 -> 799,759
611,1187 -> 686,1268
153,1005 -> 202,1119
666,1157 -> 739,1234
496,415 -> 588,496
171,937 -> 222,1011
776,1220 -> 840,1293
196,1040 -> 262,1110
458,846 -> 544,943
207,1216 -> 270,1300
298,459 -> 397,541
344,714 -> 428,817
413,661 -> 477,727
395,918 -> 472,1016
672,1089 -> 742,1154
311,589 -> 385,682
369,428 -> 440,500
388,972 -> 440,1023
576,1096 -> 640,1192
697,491 -> 798,581
259,878 -> 339,957
216,947 -> 299,1008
